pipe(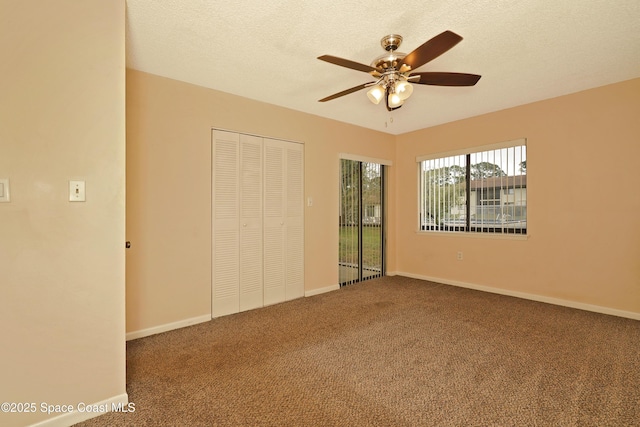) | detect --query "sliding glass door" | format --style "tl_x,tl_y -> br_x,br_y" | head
339,159 -> 384,286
